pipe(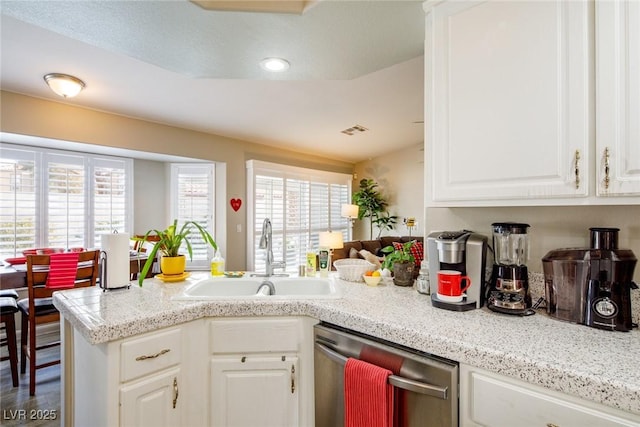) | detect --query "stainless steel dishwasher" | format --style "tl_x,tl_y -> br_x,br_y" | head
314,323 -> 458,427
